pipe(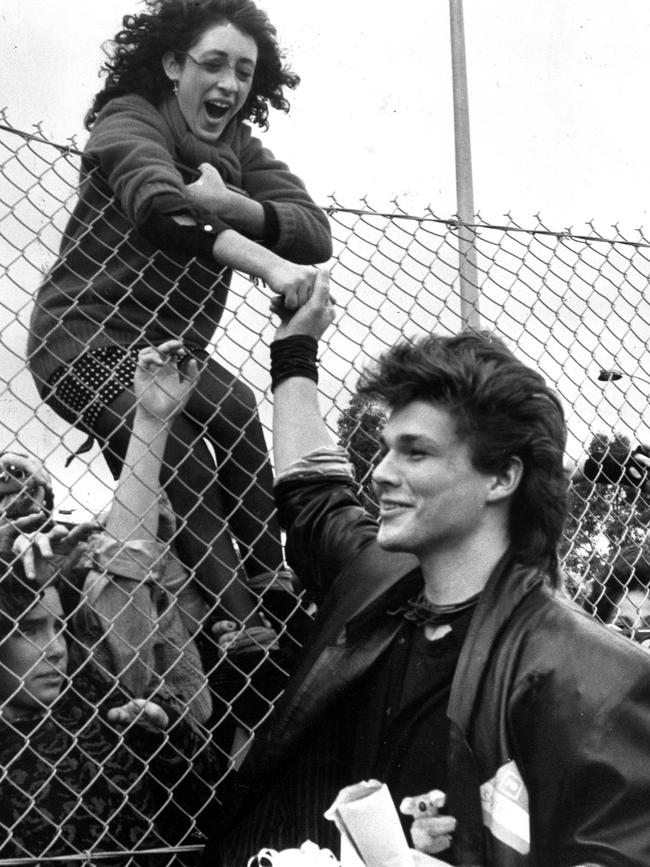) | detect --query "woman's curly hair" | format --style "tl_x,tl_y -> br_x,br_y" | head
85,0 -> 300,130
